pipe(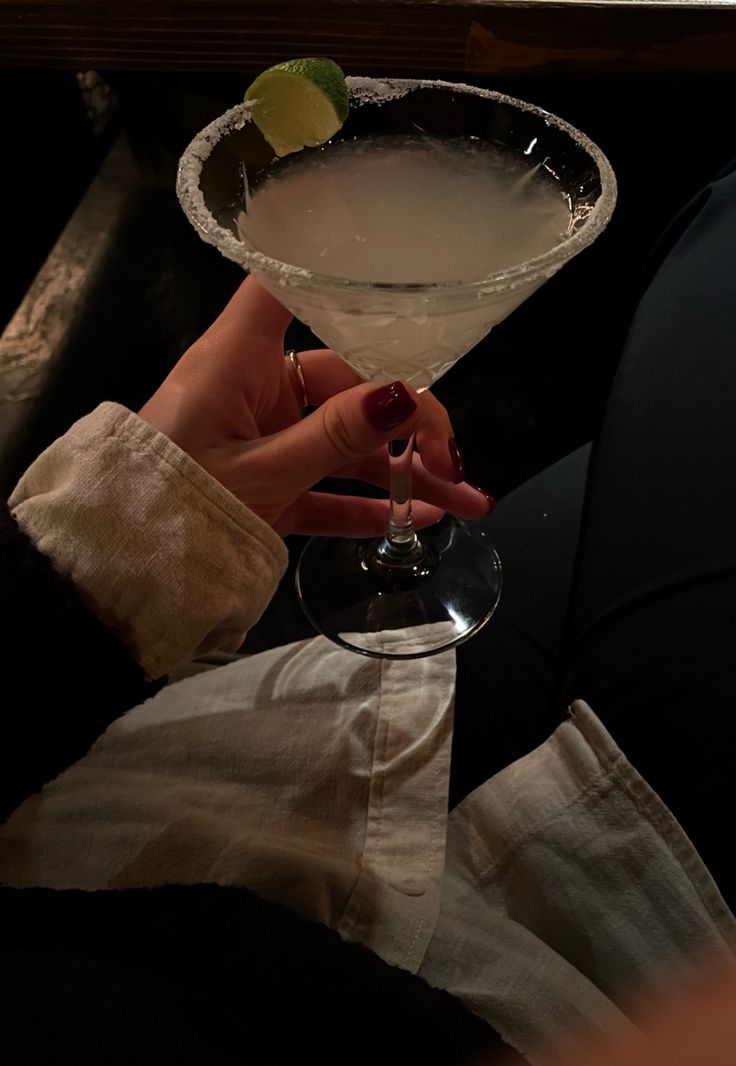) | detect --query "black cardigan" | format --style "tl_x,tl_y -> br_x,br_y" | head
0,502 -> 518,1065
